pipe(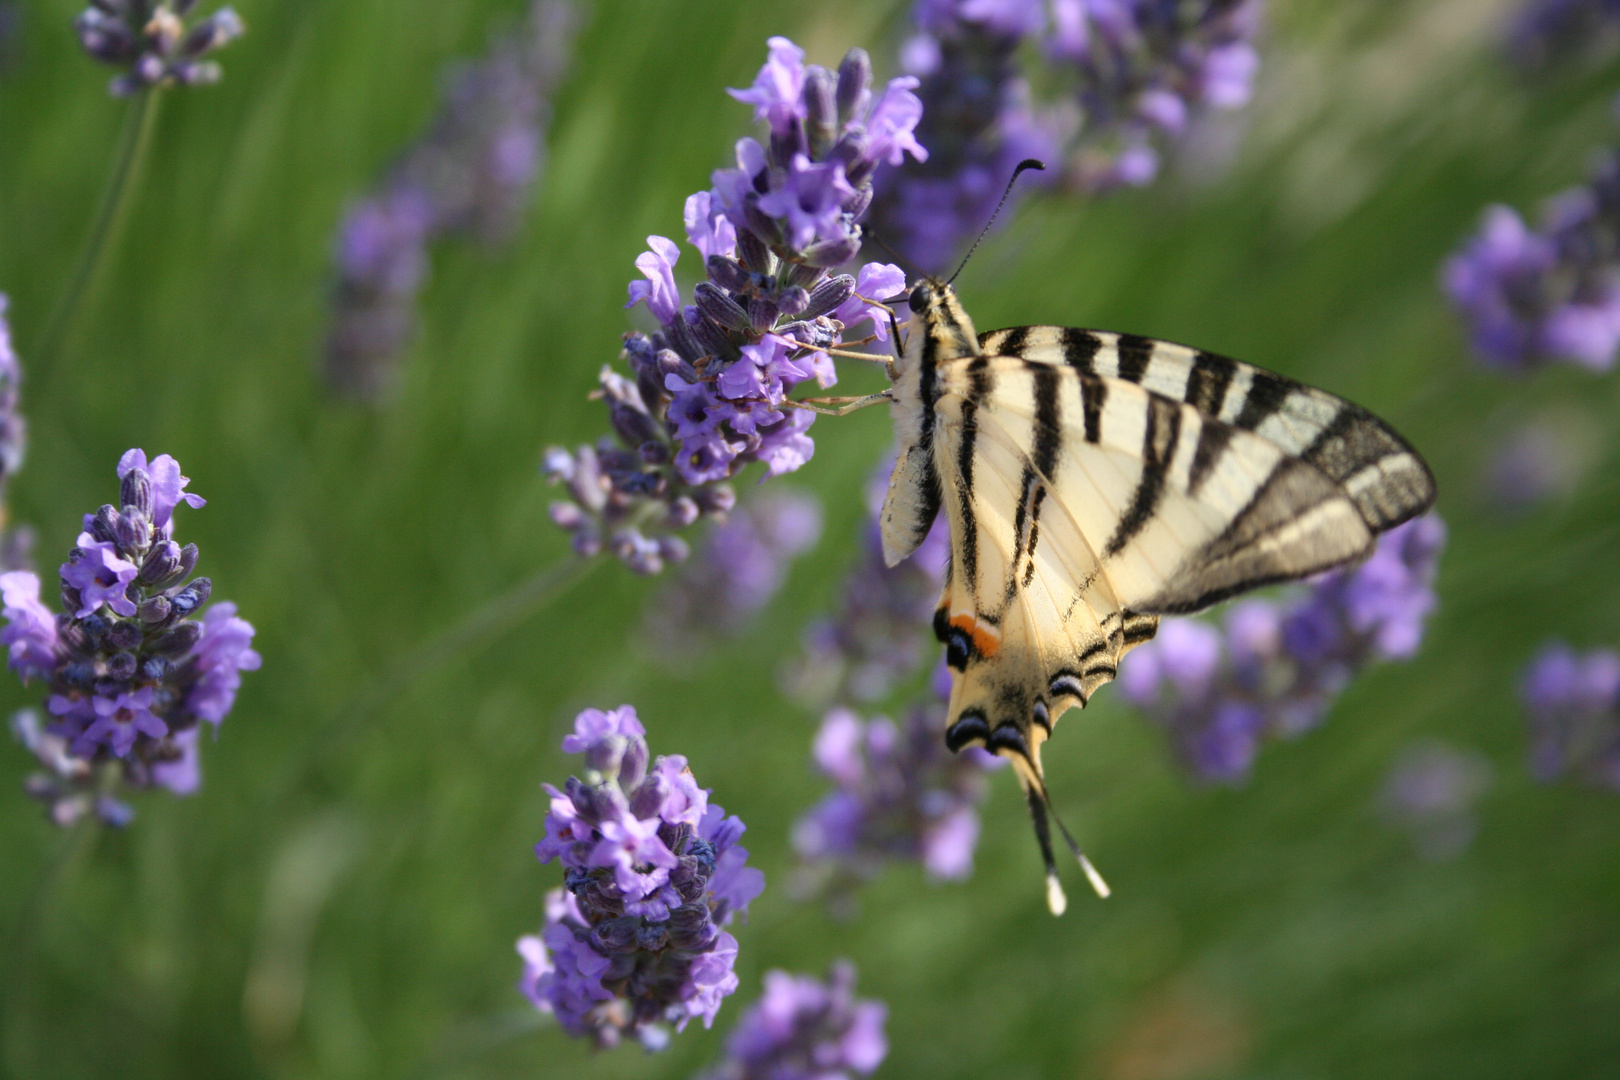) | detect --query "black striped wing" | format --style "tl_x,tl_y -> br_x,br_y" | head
926,329 -> 1434,779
